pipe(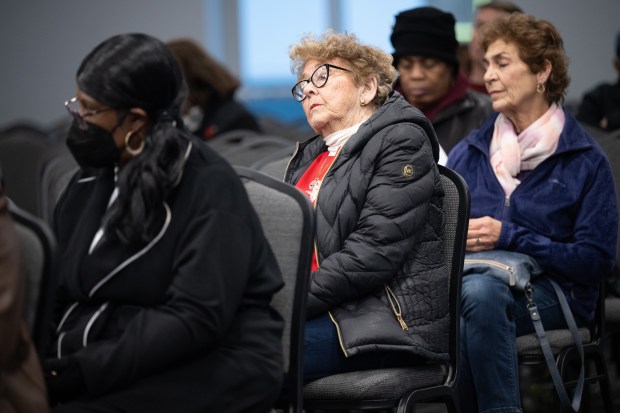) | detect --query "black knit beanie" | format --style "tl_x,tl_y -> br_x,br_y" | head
390,6 -> 458,69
